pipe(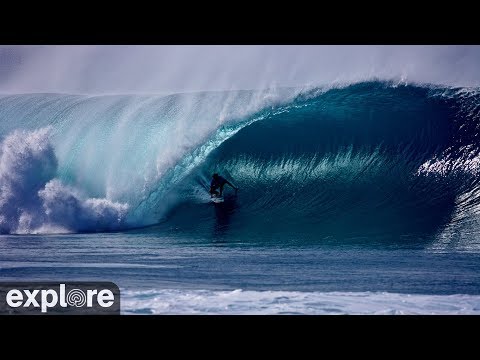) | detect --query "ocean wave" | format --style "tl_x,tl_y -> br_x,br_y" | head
1,82 -> 480,243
